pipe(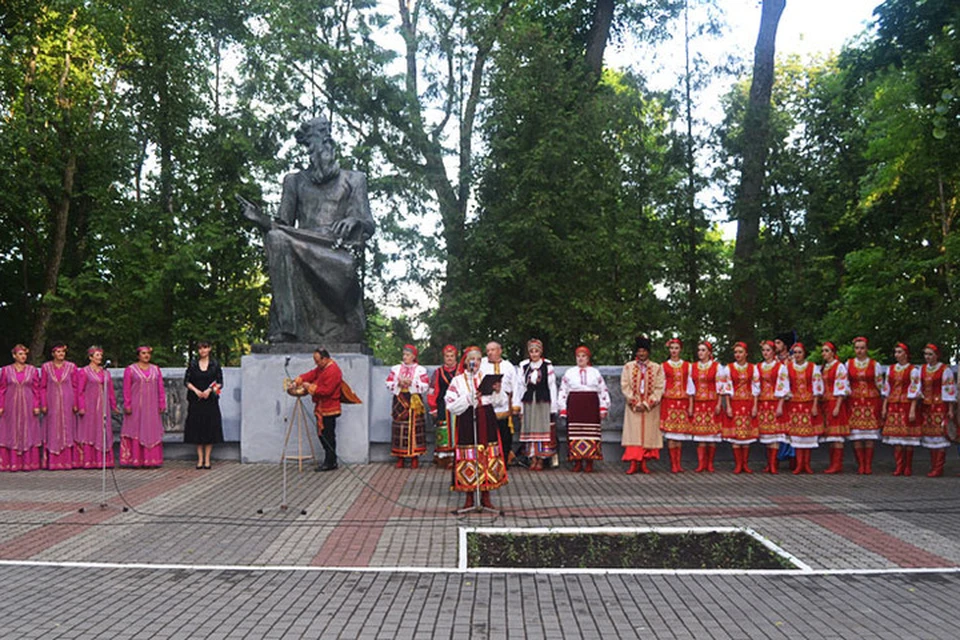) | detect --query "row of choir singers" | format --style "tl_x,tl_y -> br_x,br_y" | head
0,344 -> 165,472
407,337 -> 959,483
